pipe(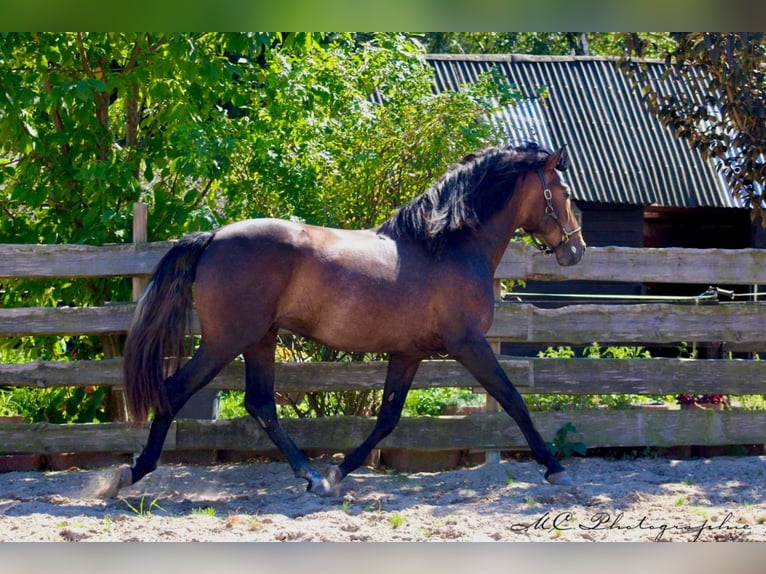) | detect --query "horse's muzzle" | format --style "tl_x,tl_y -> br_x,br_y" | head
555,240 -> 586,267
